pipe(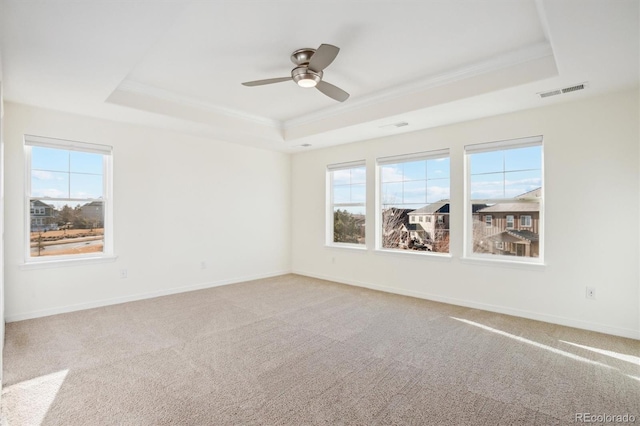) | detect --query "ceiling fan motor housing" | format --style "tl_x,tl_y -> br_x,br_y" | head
290,48 -> 316,66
